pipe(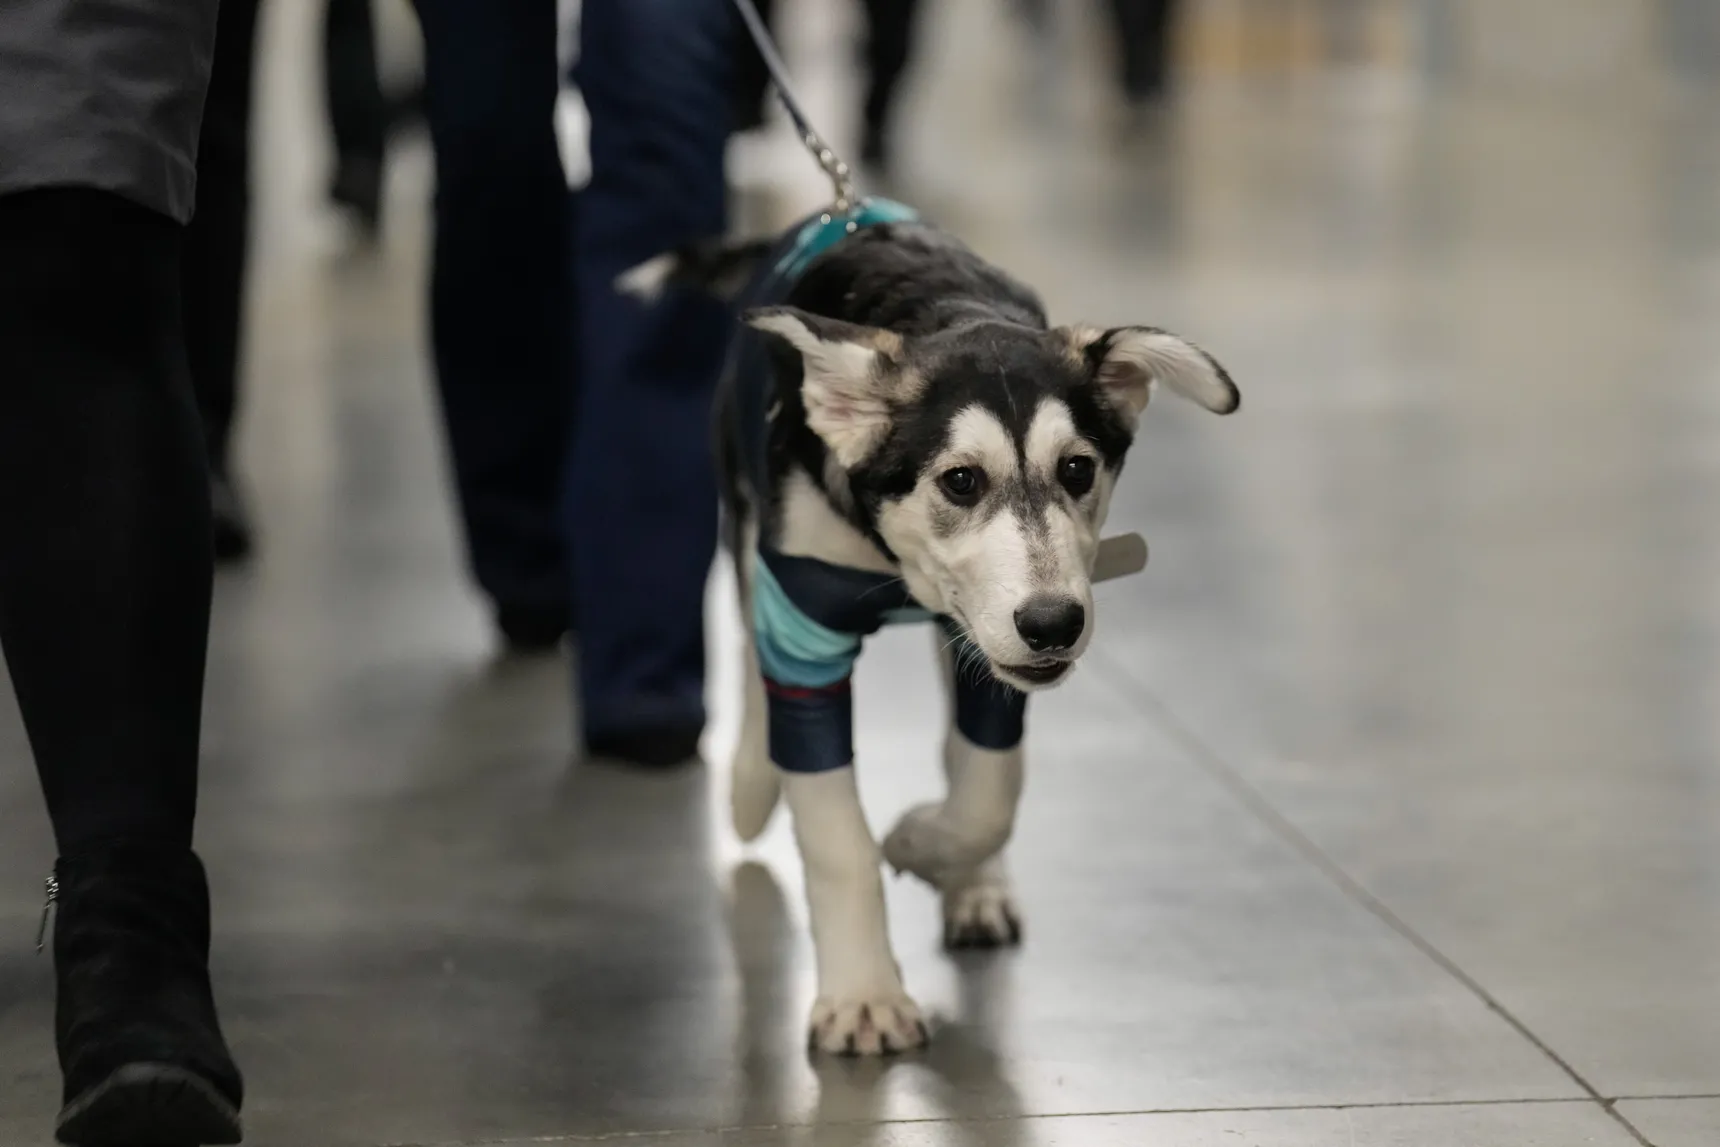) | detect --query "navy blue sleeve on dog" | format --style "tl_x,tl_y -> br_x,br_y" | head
940,618 -> 1028,751
764,677 -> 856,774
